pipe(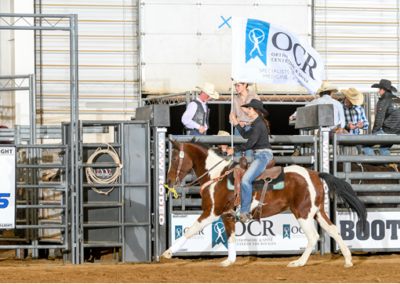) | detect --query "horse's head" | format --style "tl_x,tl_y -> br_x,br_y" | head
166,141 -> 194,187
